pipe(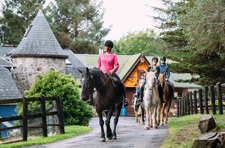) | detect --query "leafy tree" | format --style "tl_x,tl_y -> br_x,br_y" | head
153,0 -> 225,85
0,0 -> 45,46
17,70 -> 93,126
46,0 -> 110,54
113,29 -> 168,56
